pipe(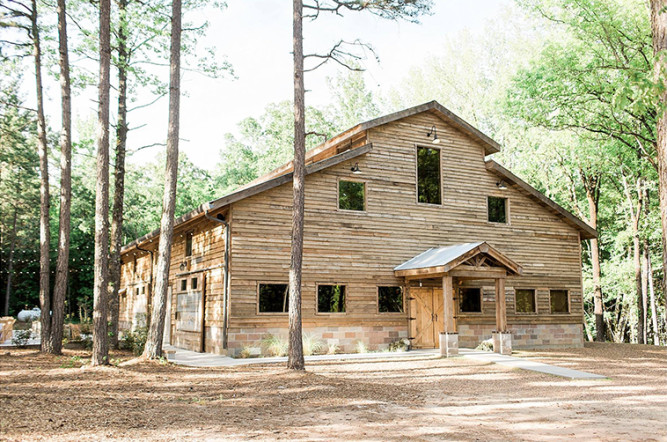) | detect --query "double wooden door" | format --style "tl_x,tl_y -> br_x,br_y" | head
409,287 -> 445,348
